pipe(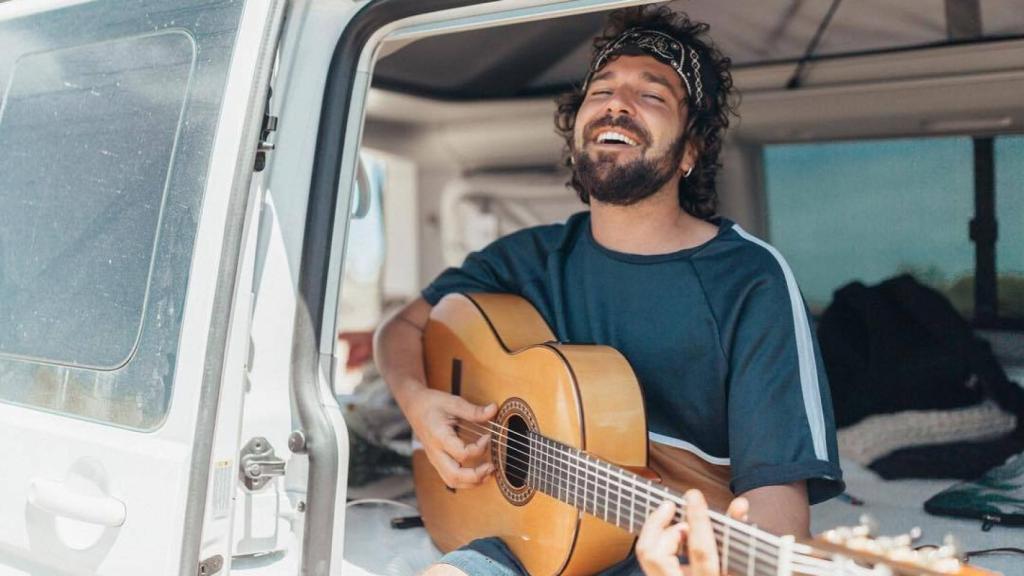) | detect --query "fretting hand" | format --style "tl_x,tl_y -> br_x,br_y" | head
636,490 -> 749,576
405,387 -> 497,489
